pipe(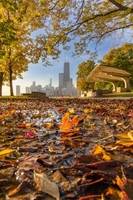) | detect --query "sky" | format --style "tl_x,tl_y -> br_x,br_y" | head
2,30 -> 133,95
